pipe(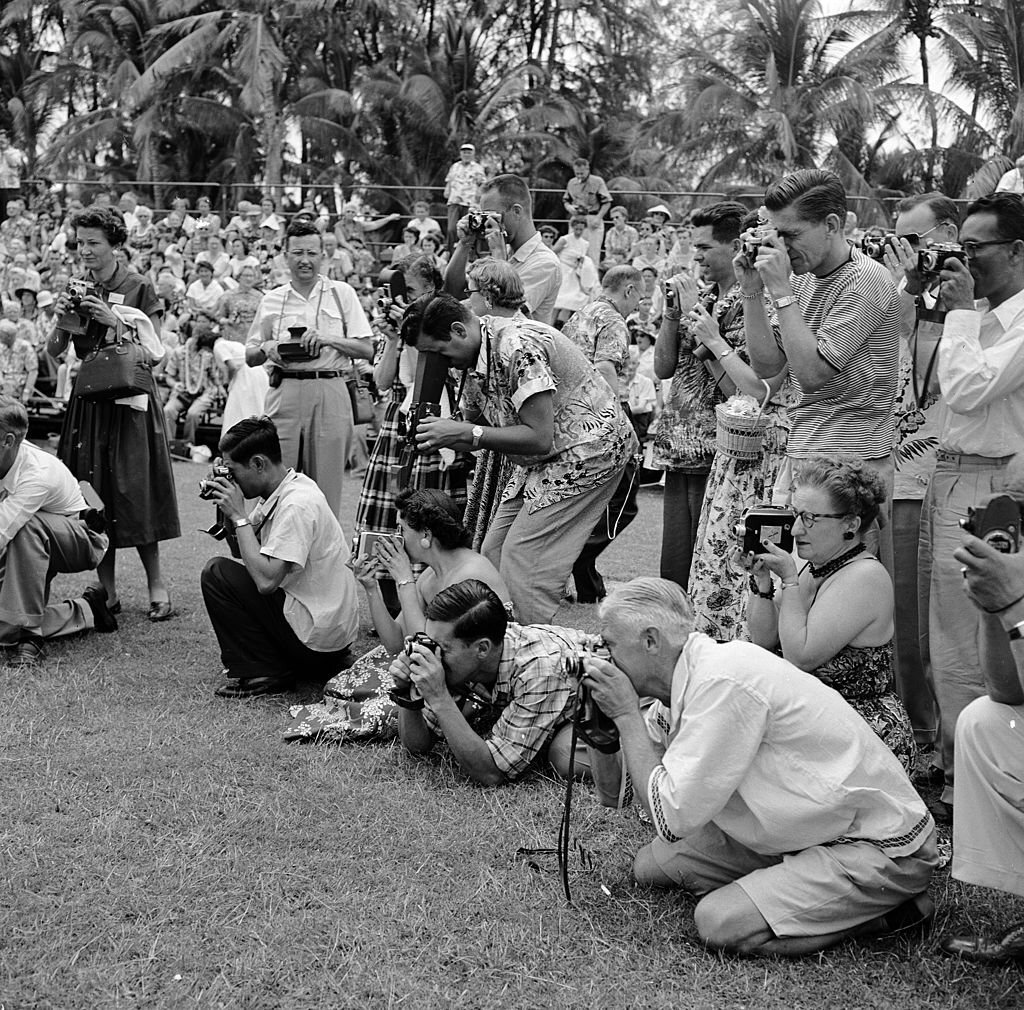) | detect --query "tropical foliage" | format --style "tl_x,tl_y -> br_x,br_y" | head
0,0 -> 1021,208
